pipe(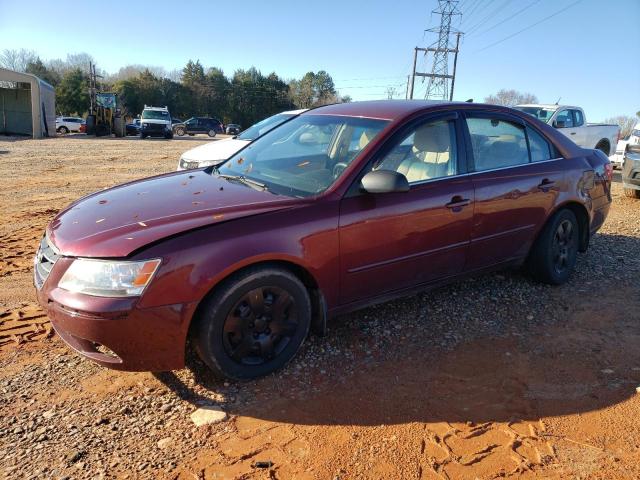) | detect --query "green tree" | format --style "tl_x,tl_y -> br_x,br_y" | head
25,58 -> 61,86
56,68 -> 89,115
